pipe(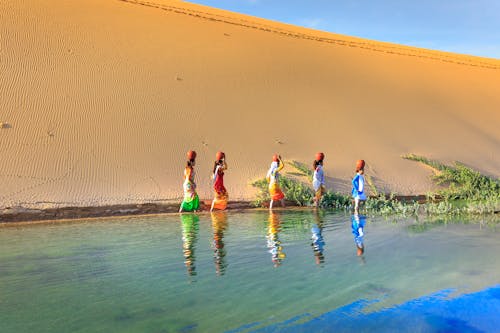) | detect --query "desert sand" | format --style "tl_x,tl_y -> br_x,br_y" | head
1,0 -> 499,211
